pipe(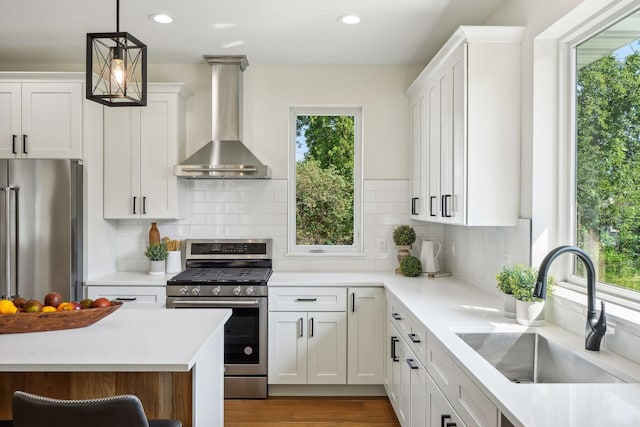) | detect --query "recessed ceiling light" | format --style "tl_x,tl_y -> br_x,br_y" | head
338,14 -> 360,25
149,13 -> 173,24
222,41 -> 244,49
